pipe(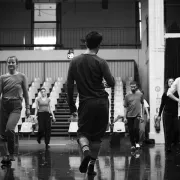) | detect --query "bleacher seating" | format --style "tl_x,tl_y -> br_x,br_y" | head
15,76 -> 134,139
114,77 -> 124,118
16,77 -> 64,138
